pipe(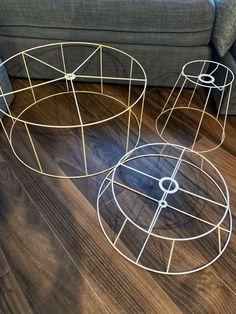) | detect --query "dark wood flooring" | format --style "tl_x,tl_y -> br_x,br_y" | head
0,79 -> 235,313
